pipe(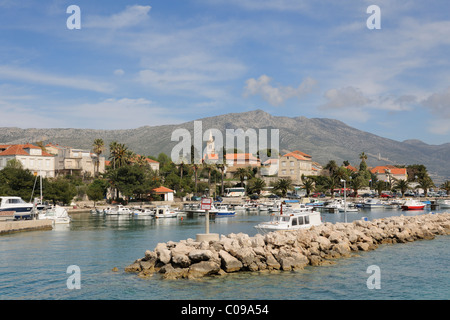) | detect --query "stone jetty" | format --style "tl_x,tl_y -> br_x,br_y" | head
125,213 -> 450,279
